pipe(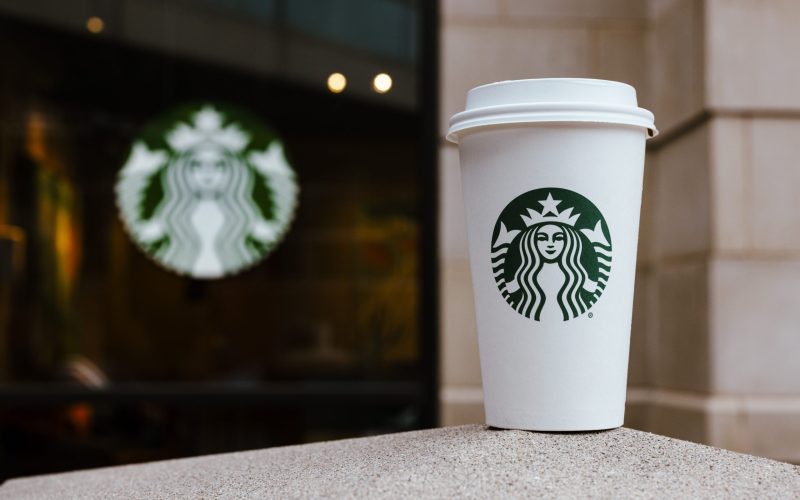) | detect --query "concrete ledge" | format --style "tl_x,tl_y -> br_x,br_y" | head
626,387 -> 800,463
3,425 -> 800,498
